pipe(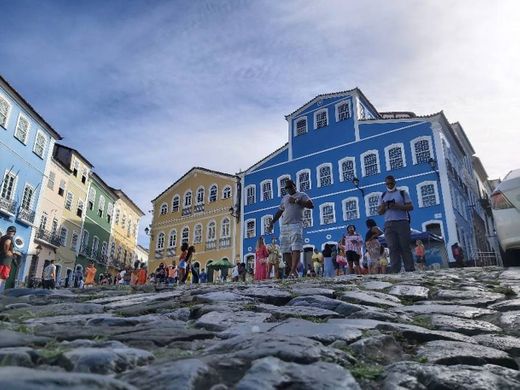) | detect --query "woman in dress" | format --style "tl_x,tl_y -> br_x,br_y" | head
365,219 -> 383,274
267,237 -> 281,279
341,225 -> 364,275
255,236 -> 269,281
